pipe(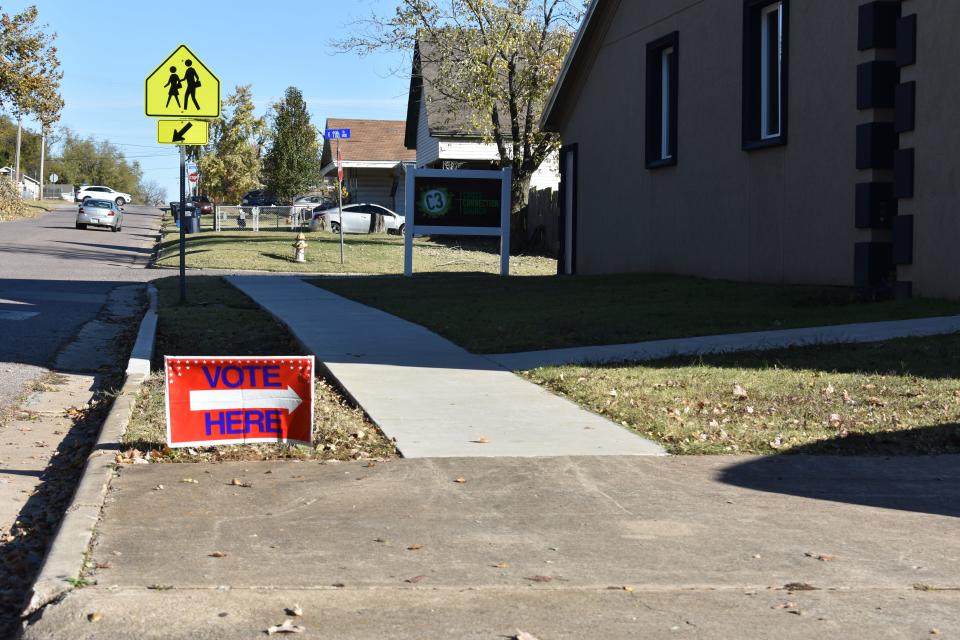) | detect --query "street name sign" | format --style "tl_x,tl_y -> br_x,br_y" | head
165,356 -> 315,447
324,128 -> 351,139
157,120 -> 209,145
145,44 -> 220,118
